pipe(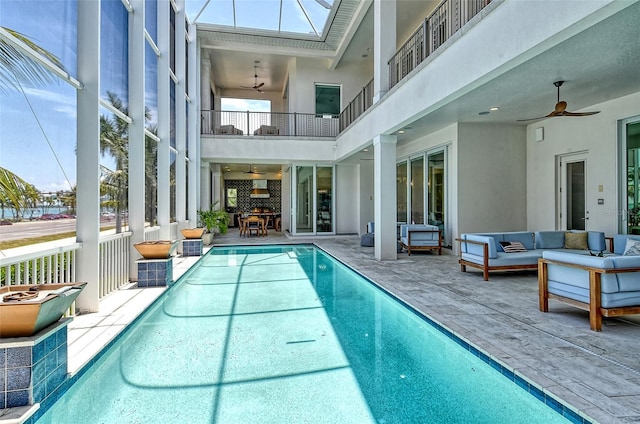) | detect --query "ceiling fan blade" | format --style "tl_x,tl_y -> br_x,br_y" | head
561,110 -> 601,117
256,82 -> 265,89
516,116 -> 548,122
240,85 -> 254,89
